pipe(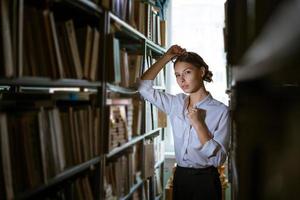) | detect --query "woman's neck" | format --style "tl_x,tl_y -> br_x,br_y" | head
189,87 -> 209,107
